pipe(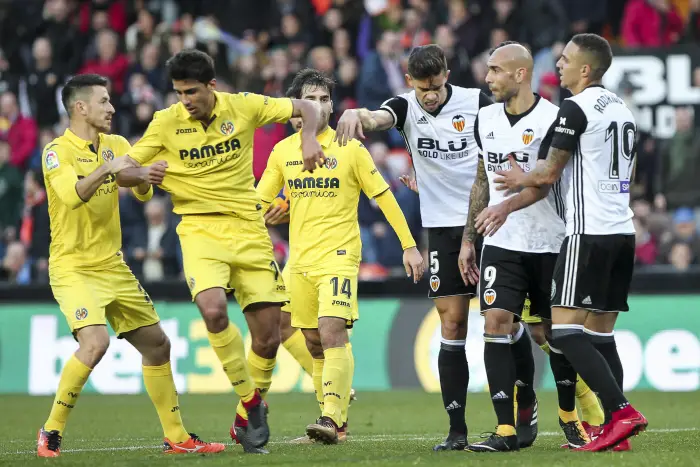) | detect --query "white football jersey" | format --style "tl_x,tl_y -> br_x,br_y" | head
381,84 -> 489,228
477,96 -> 565,253
550,86 -> 636,236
